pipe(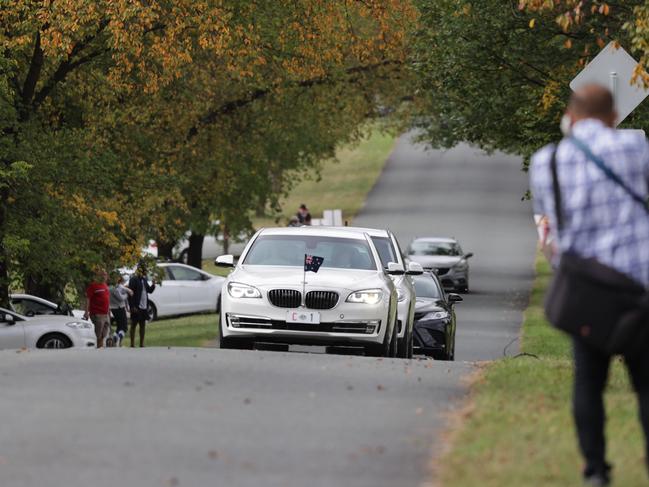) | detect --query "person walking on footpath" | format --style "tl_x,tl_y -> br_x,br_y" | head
109,275 -> 132,347
84,268 -> 111,348
128,263 -> 156,348
530,84 -> 649,486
